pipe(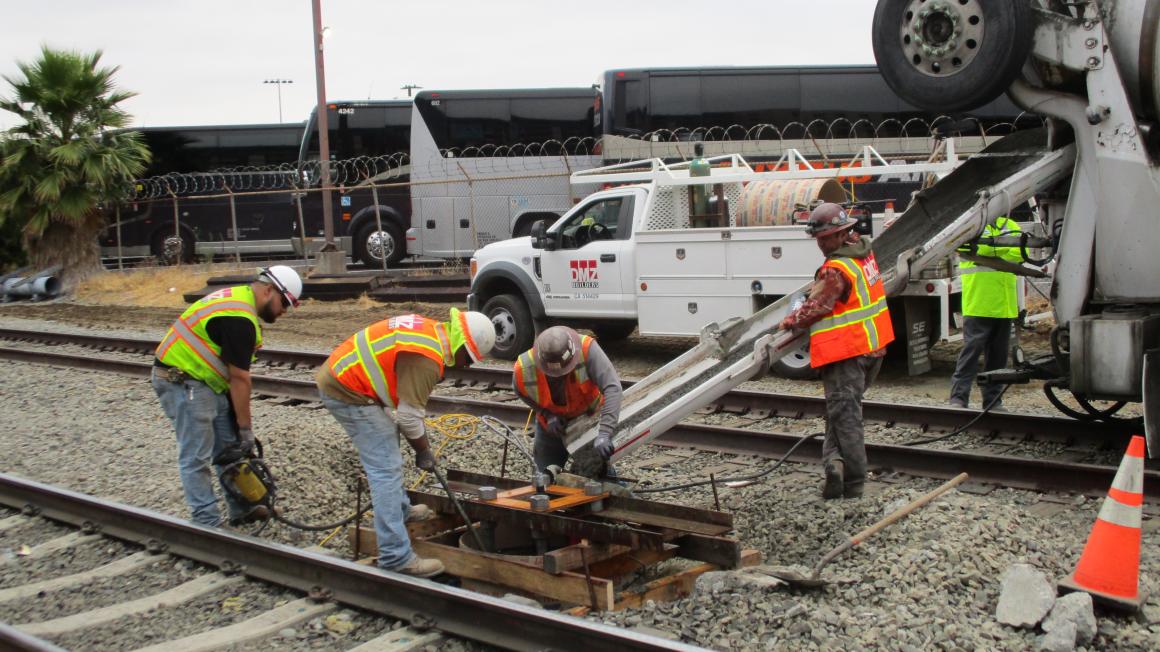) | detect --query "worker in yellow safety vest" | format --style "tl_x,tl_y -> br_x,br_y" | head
778,203 -> 894,499
153,266 -> 302,527
316,309 -> 496,578
949,215 -> 1023,411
